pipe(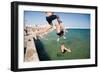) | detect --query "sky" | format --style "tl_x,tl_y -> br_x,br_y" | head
24,11 -> 90,29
